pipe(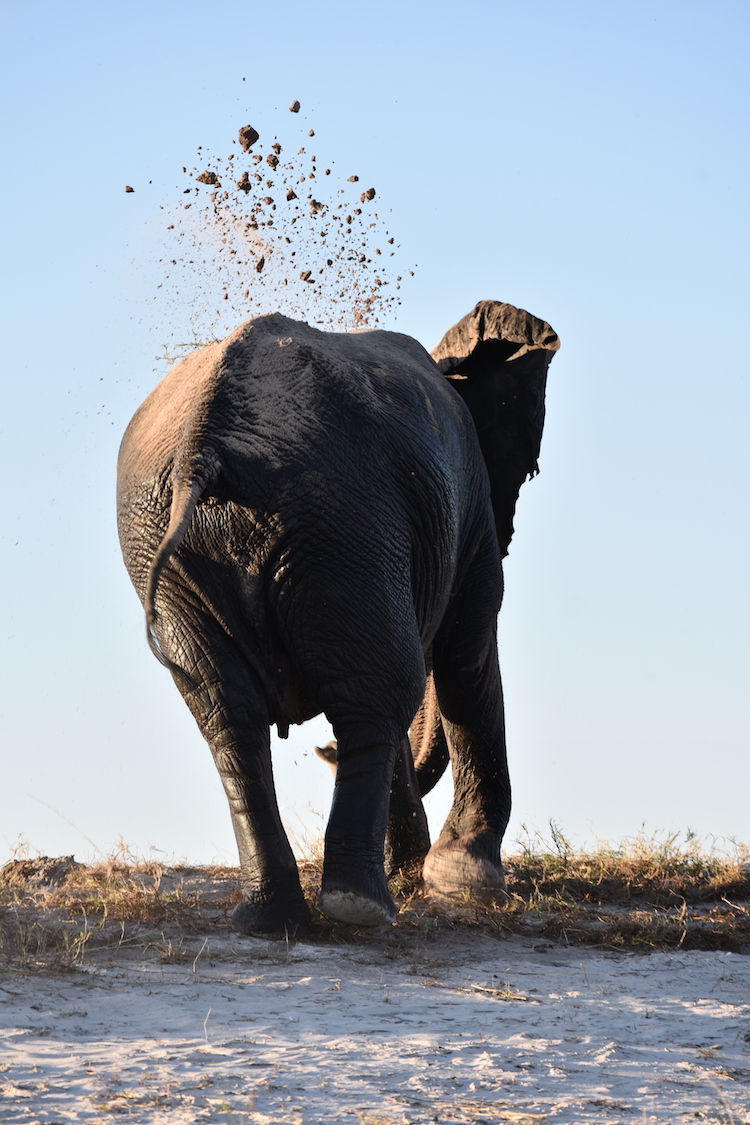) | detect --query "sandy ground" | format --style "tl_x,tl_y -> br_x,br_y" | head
1,929 -> 749,1124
